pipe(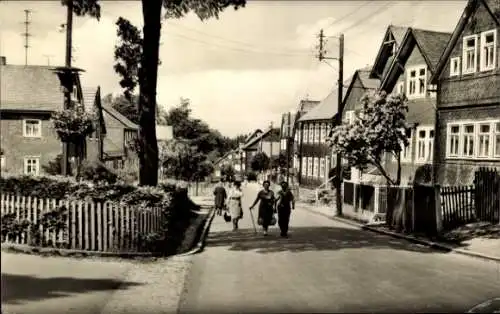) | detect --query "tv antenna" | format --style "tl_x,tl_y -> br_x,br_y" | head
22,9 -> 33,66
